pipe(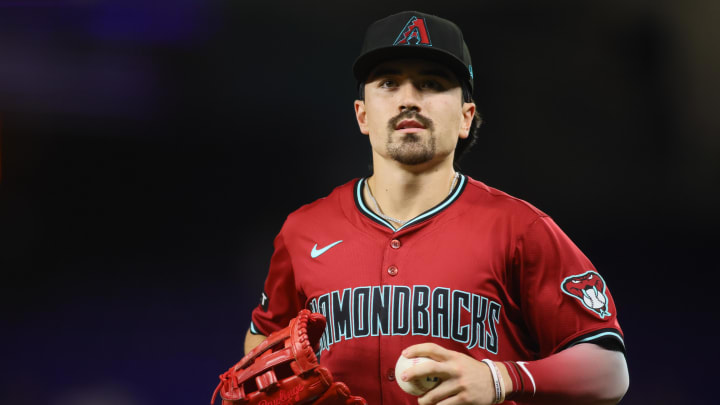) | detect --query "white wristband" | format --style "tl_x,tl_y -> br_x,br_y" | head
481,359 -> 505,404
498,362 -> 506,403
